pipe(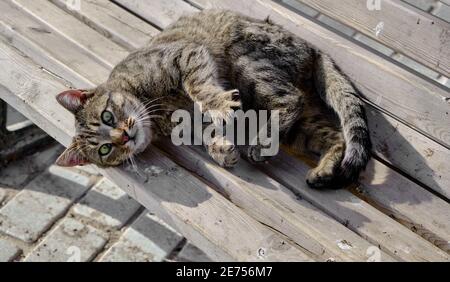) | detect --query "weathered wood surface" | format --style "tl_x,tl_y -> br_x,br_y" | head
159,140 -> 397,261
259,151 -> 450,257
366,106 -> 450,199
12,0 -> 129,68
160,140 -> 450,261
50,0 -> 159,50
0,3 -> 314,262
0,0 -> 108,87
294,0 -> 450,77
114,0 -> 198,29
188,0 -> 450,199
56,1 -> 447,258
